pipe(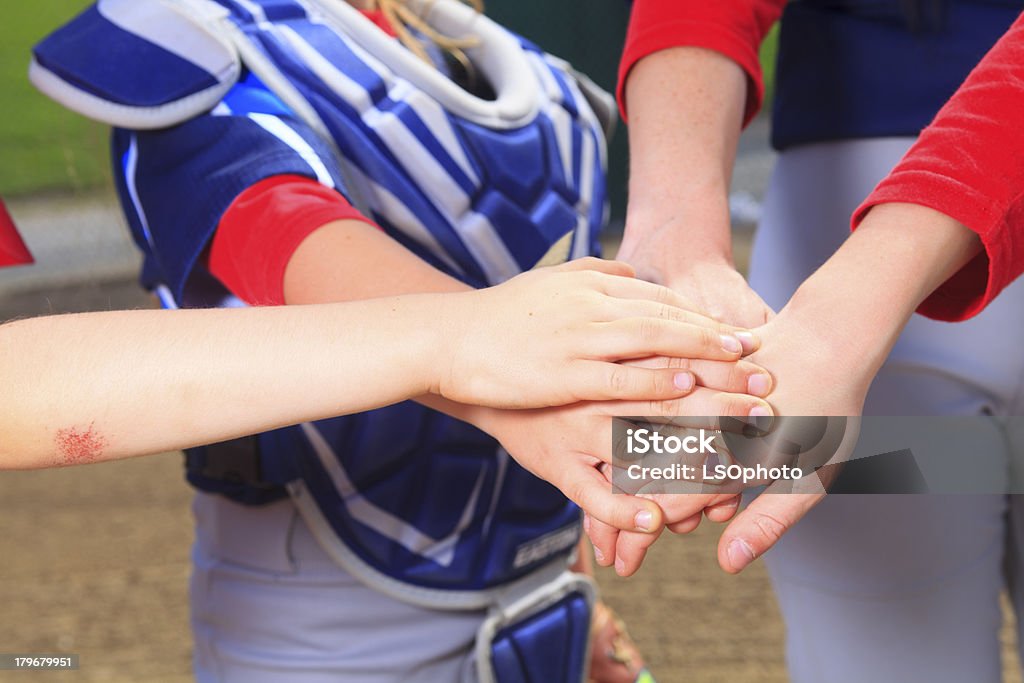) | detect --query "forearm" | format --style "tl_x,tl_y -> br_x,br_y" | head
619,47 -> 747,280
283,218 -> 469,303
282,217 -> 492,426
782,203 -> 981,376
0,298 -> 444,468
